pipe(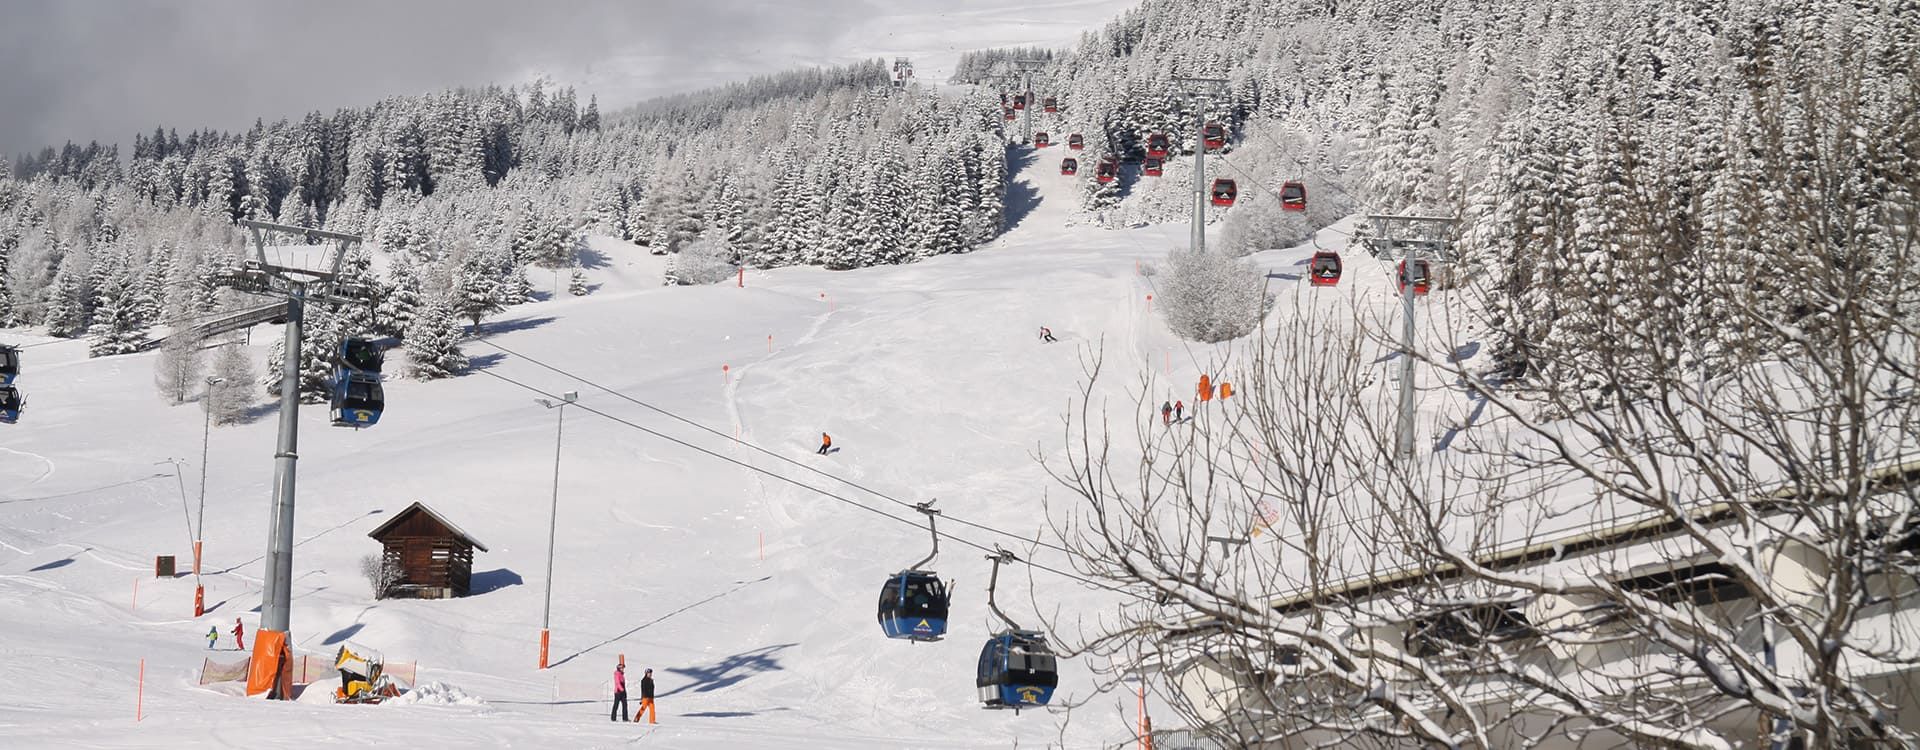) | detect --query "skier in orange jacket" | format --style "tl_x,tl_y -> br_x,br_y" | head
817,432 -> 832,455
